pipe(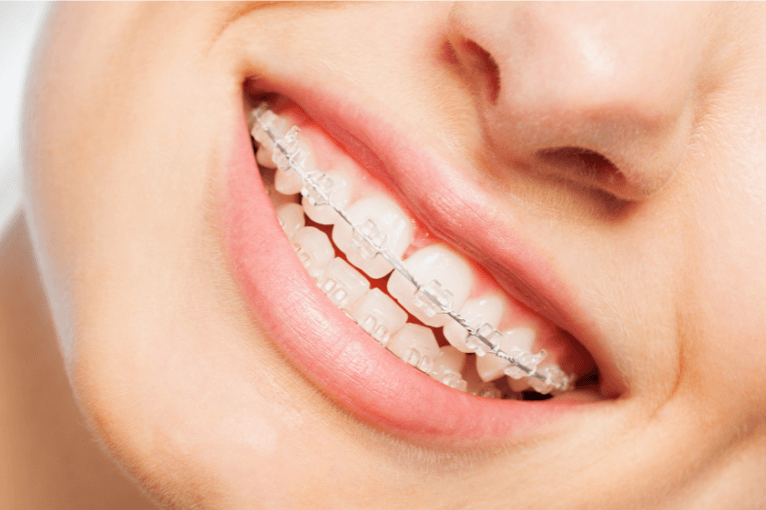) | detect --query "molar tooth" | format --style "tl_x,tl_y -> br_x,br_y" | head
476,327 -> 536,382
302,170 -> 351,225
351,288 -> 407,347
443,294 -> 504,353
275,203 -> 305,240
257,146 -> 277,168
386,324 -> 439,374
252,110 -> 289,155
386,244 -> 474,327
291,226 -> 334,280
429,346 -> 467,391
317,258 -> 371,311
332,195 -> 413,278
